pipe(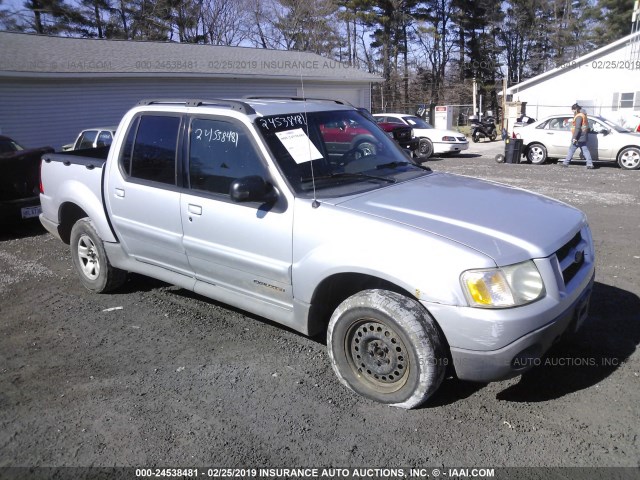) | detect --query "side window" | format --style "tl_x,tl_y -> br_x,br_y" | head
77,130 -> 97,149
129,115 -> 181,185
119,117 -> 140,176
548,117 -> 571,130
97,131 -> 113,148
188,118 -> 266,196
386,117 -> 405,124
589,119 -> 606,133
